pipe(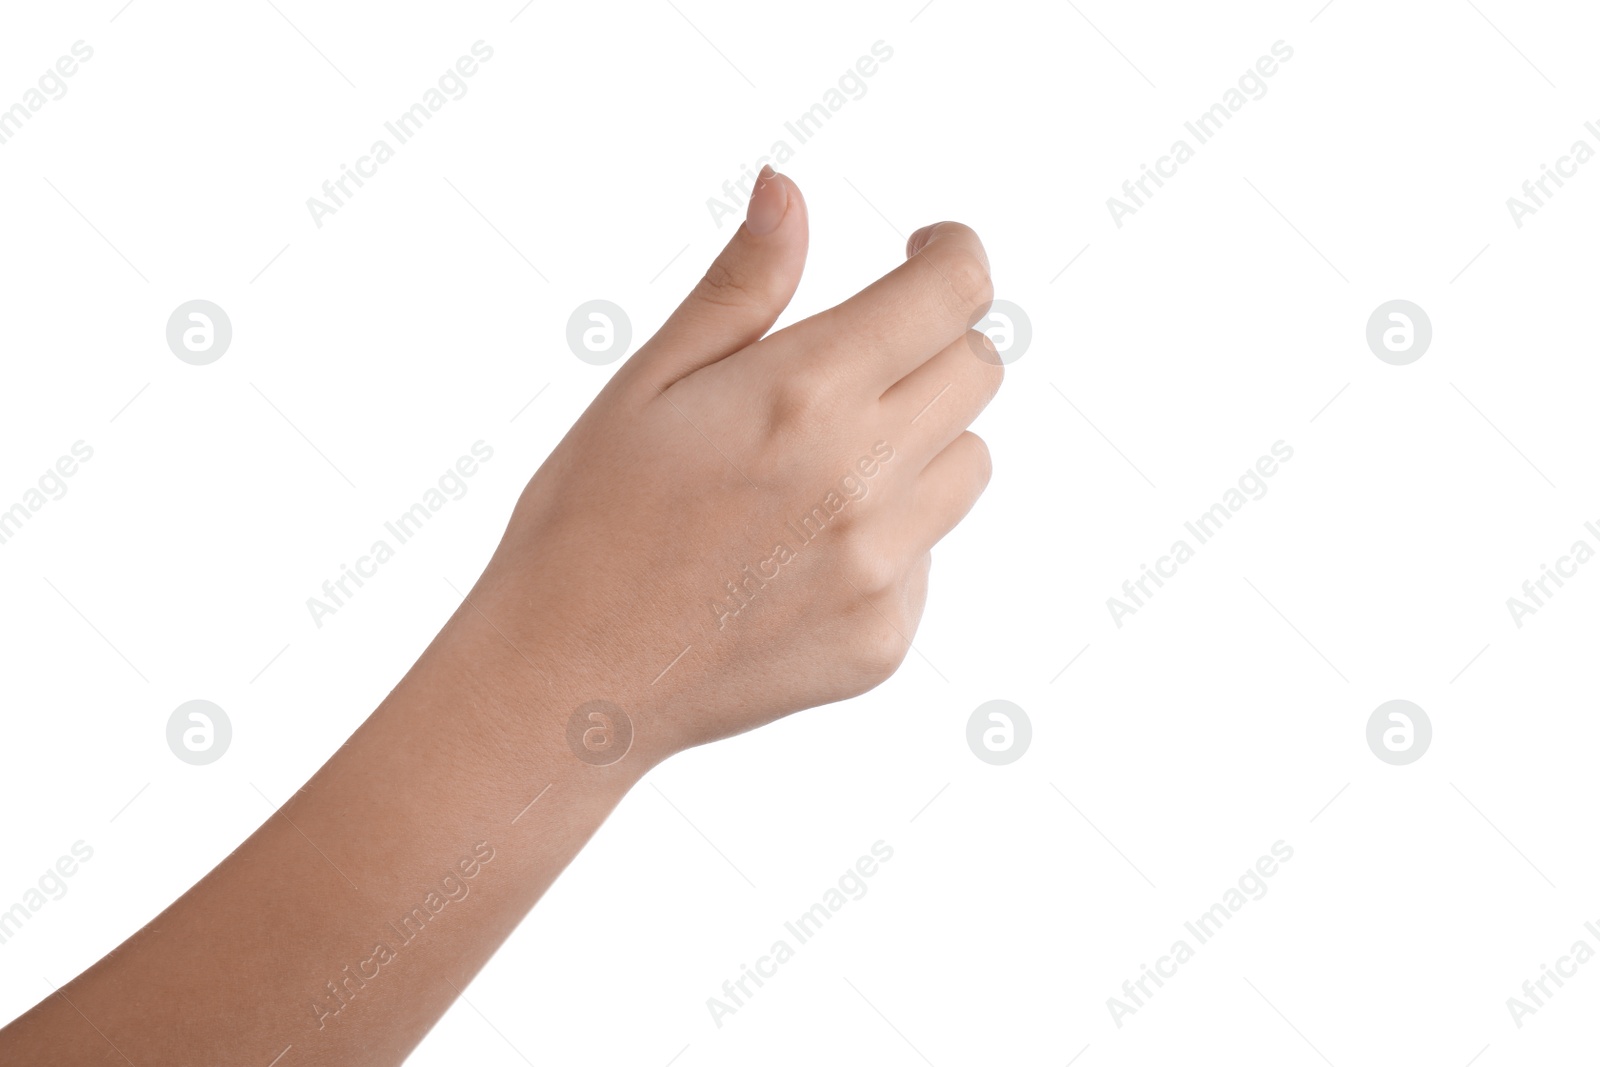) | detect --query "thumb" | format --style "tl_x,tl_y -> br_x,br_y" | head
640,166 -> 808,385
